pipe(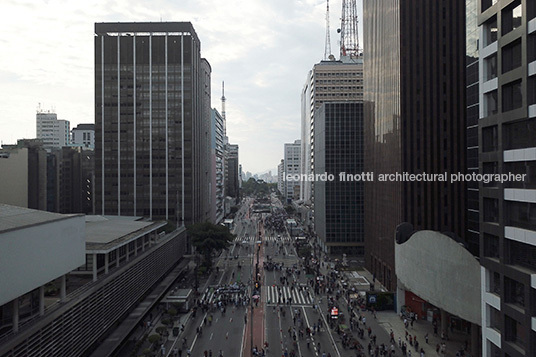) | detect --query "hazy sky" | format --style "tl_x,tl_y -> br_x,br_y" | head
0,0 -> 362,174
